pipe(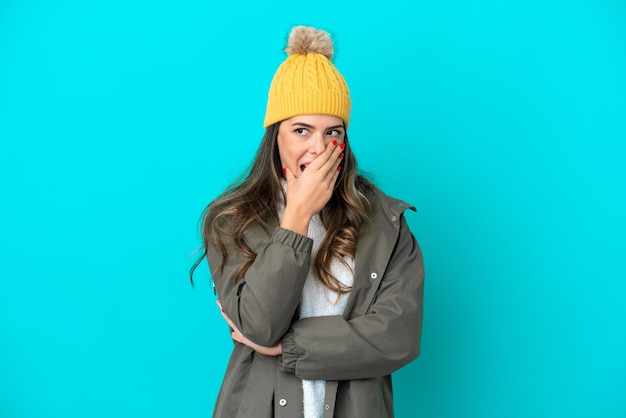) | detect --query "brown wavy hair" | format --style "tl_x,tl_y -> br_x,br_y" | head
190,121 -> 373,295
